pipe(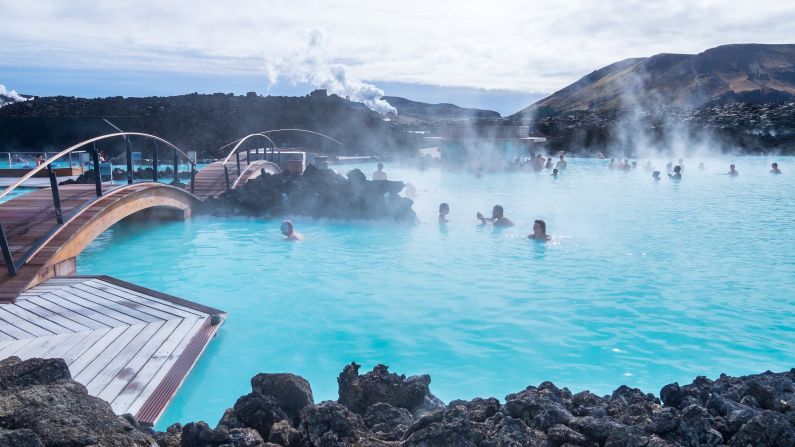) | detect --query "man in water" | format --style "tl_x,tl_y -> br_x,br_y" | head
727,164 -> 738,177
545,157 -> 553,169
280,220 -> 303,241
555,154 -> 568,170
552,168 -> 559,177
652,171 -> 661,181
668,166 -> 682,180
438,203 -> 450,224
372,163 -> 387,180
528,219 -> 552,241
477,205 -> 513,227
770,163 -> 782,174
